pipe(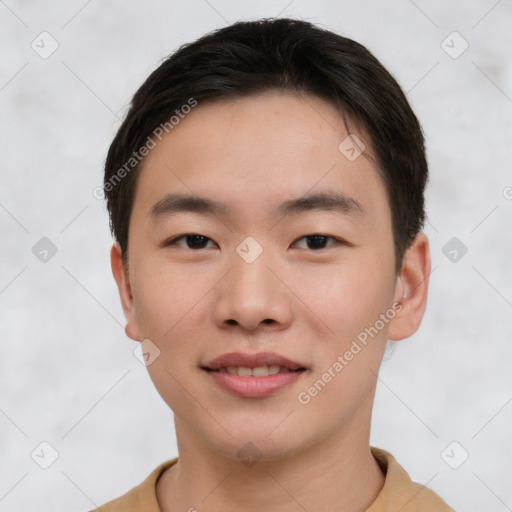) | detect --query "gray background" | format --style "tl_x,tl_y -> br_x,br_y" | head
1,1 -> 511,511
